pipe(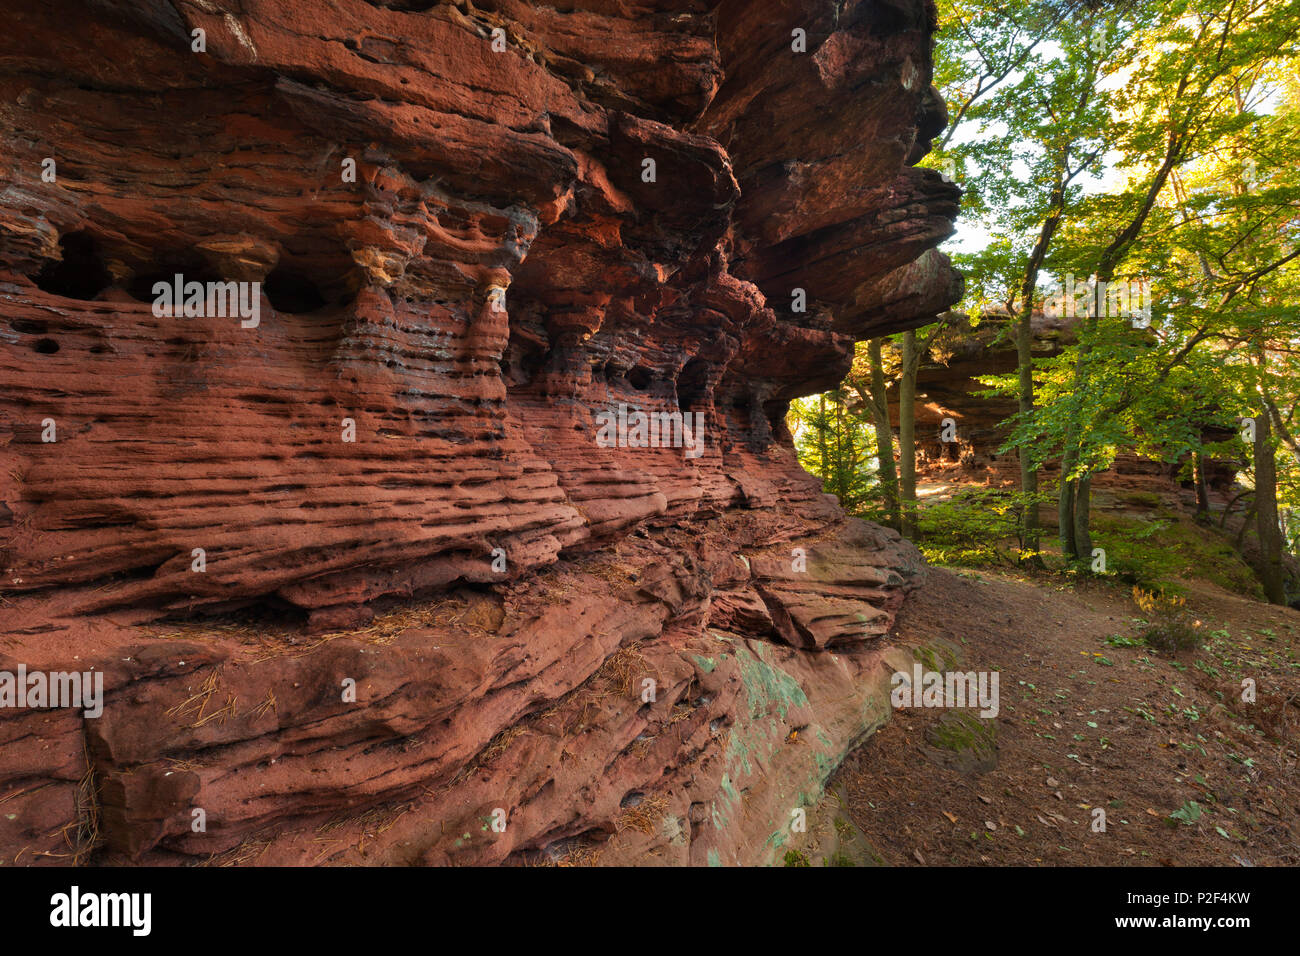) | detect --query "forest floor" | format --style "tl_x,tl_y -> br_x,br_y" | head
830,566 -> 1300,866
